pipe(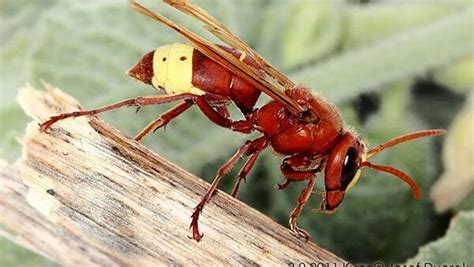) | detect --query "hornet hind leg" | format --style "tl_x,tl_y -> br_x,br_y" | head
39,93 -> 196,132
